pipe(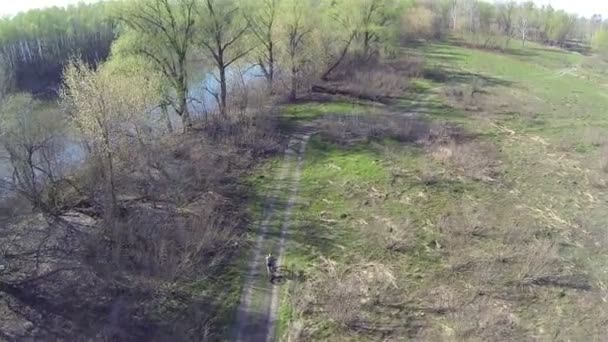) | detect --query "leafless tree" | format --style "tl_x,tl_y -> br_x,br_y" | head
0,94 -> 65,213
198,0 -> 252,117
245,0 -> 279,92
497,1 -> 516,47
